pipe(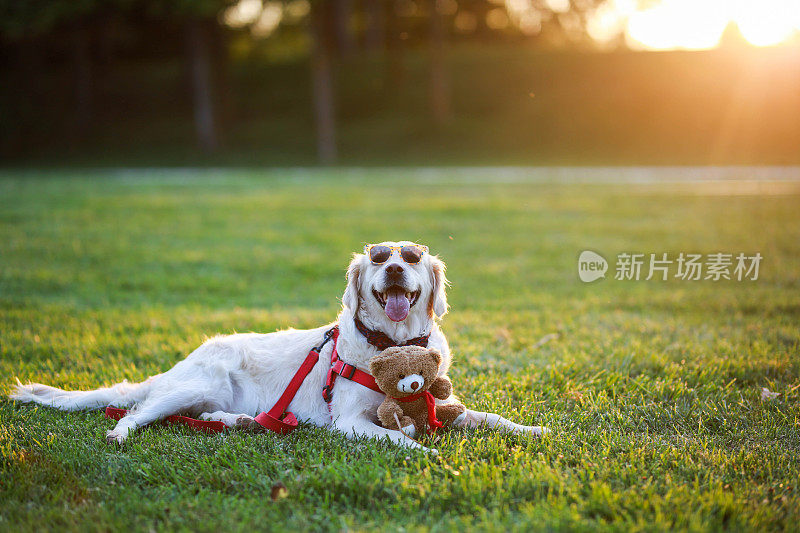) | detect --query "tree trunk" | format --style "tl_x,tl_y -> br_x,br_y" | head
96,16 -> 116,71
427,0 -> 450,125
365,0 -> 386,50
12,37 -> 46,153
310,1 -> 337,164
72,21 -> 93,137
385,0 -> 405,89
211,22 -> 232,136
333,0 -> 355,56
186,18 -> 217,153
